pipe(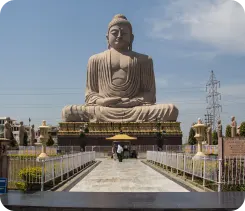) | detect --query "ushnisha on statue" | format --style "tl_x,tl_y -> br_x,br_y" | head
62,14 -> 179,122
